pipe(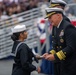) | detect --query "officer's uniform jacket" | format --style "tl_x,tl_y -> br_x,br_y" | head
11,41 -> 37,75
50,18 -> 76,75
63,14 -> 70,22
